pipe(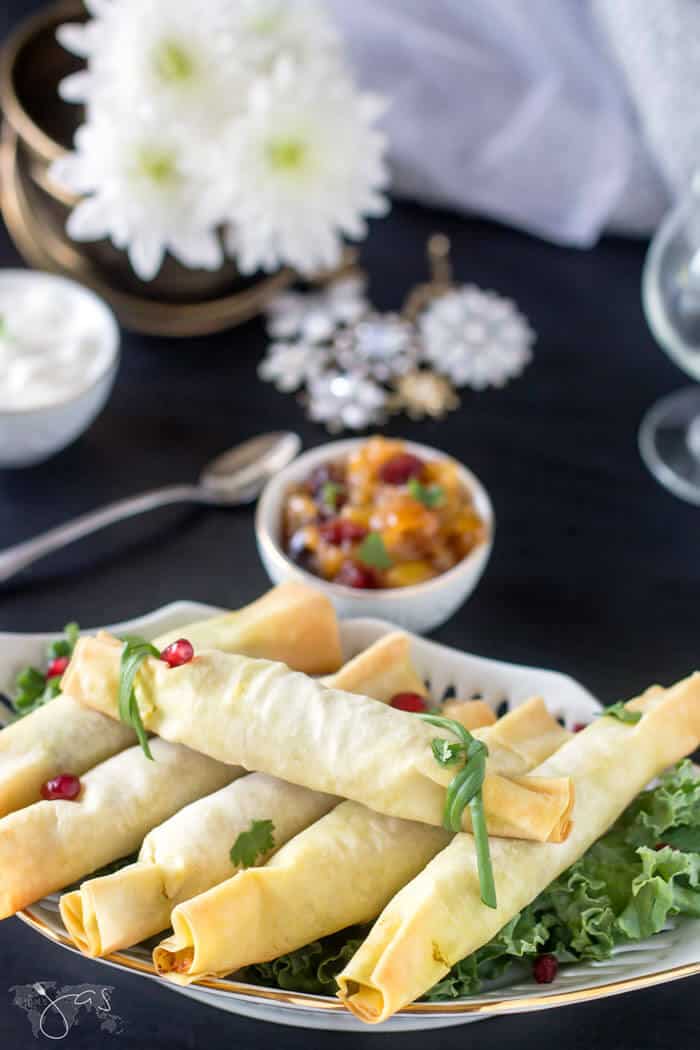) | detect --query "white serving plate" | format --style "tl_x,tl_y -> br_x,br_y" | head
2,603 -> 700,1032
